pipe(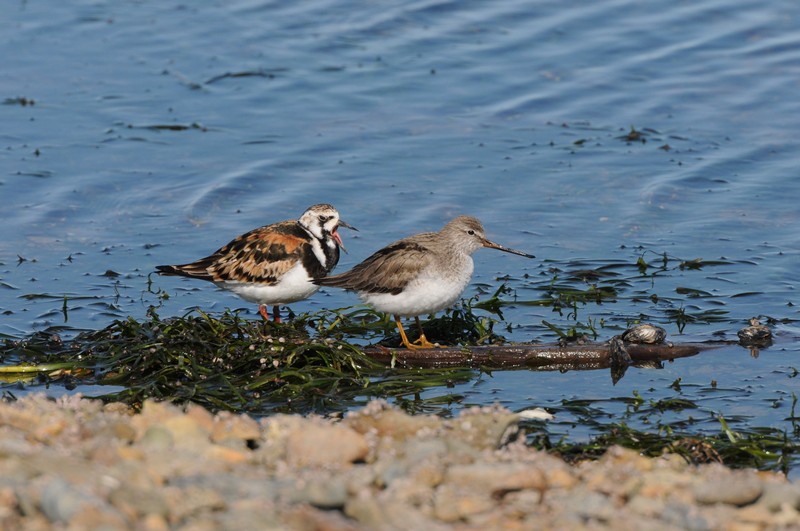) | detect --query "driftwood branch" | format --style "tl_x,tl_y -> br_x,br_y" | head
363,342 -> 720,370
